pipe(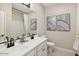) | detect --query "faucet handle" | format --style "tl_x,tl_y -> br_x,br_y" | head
10,38 -> 14,41
6,36 -> 9,42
